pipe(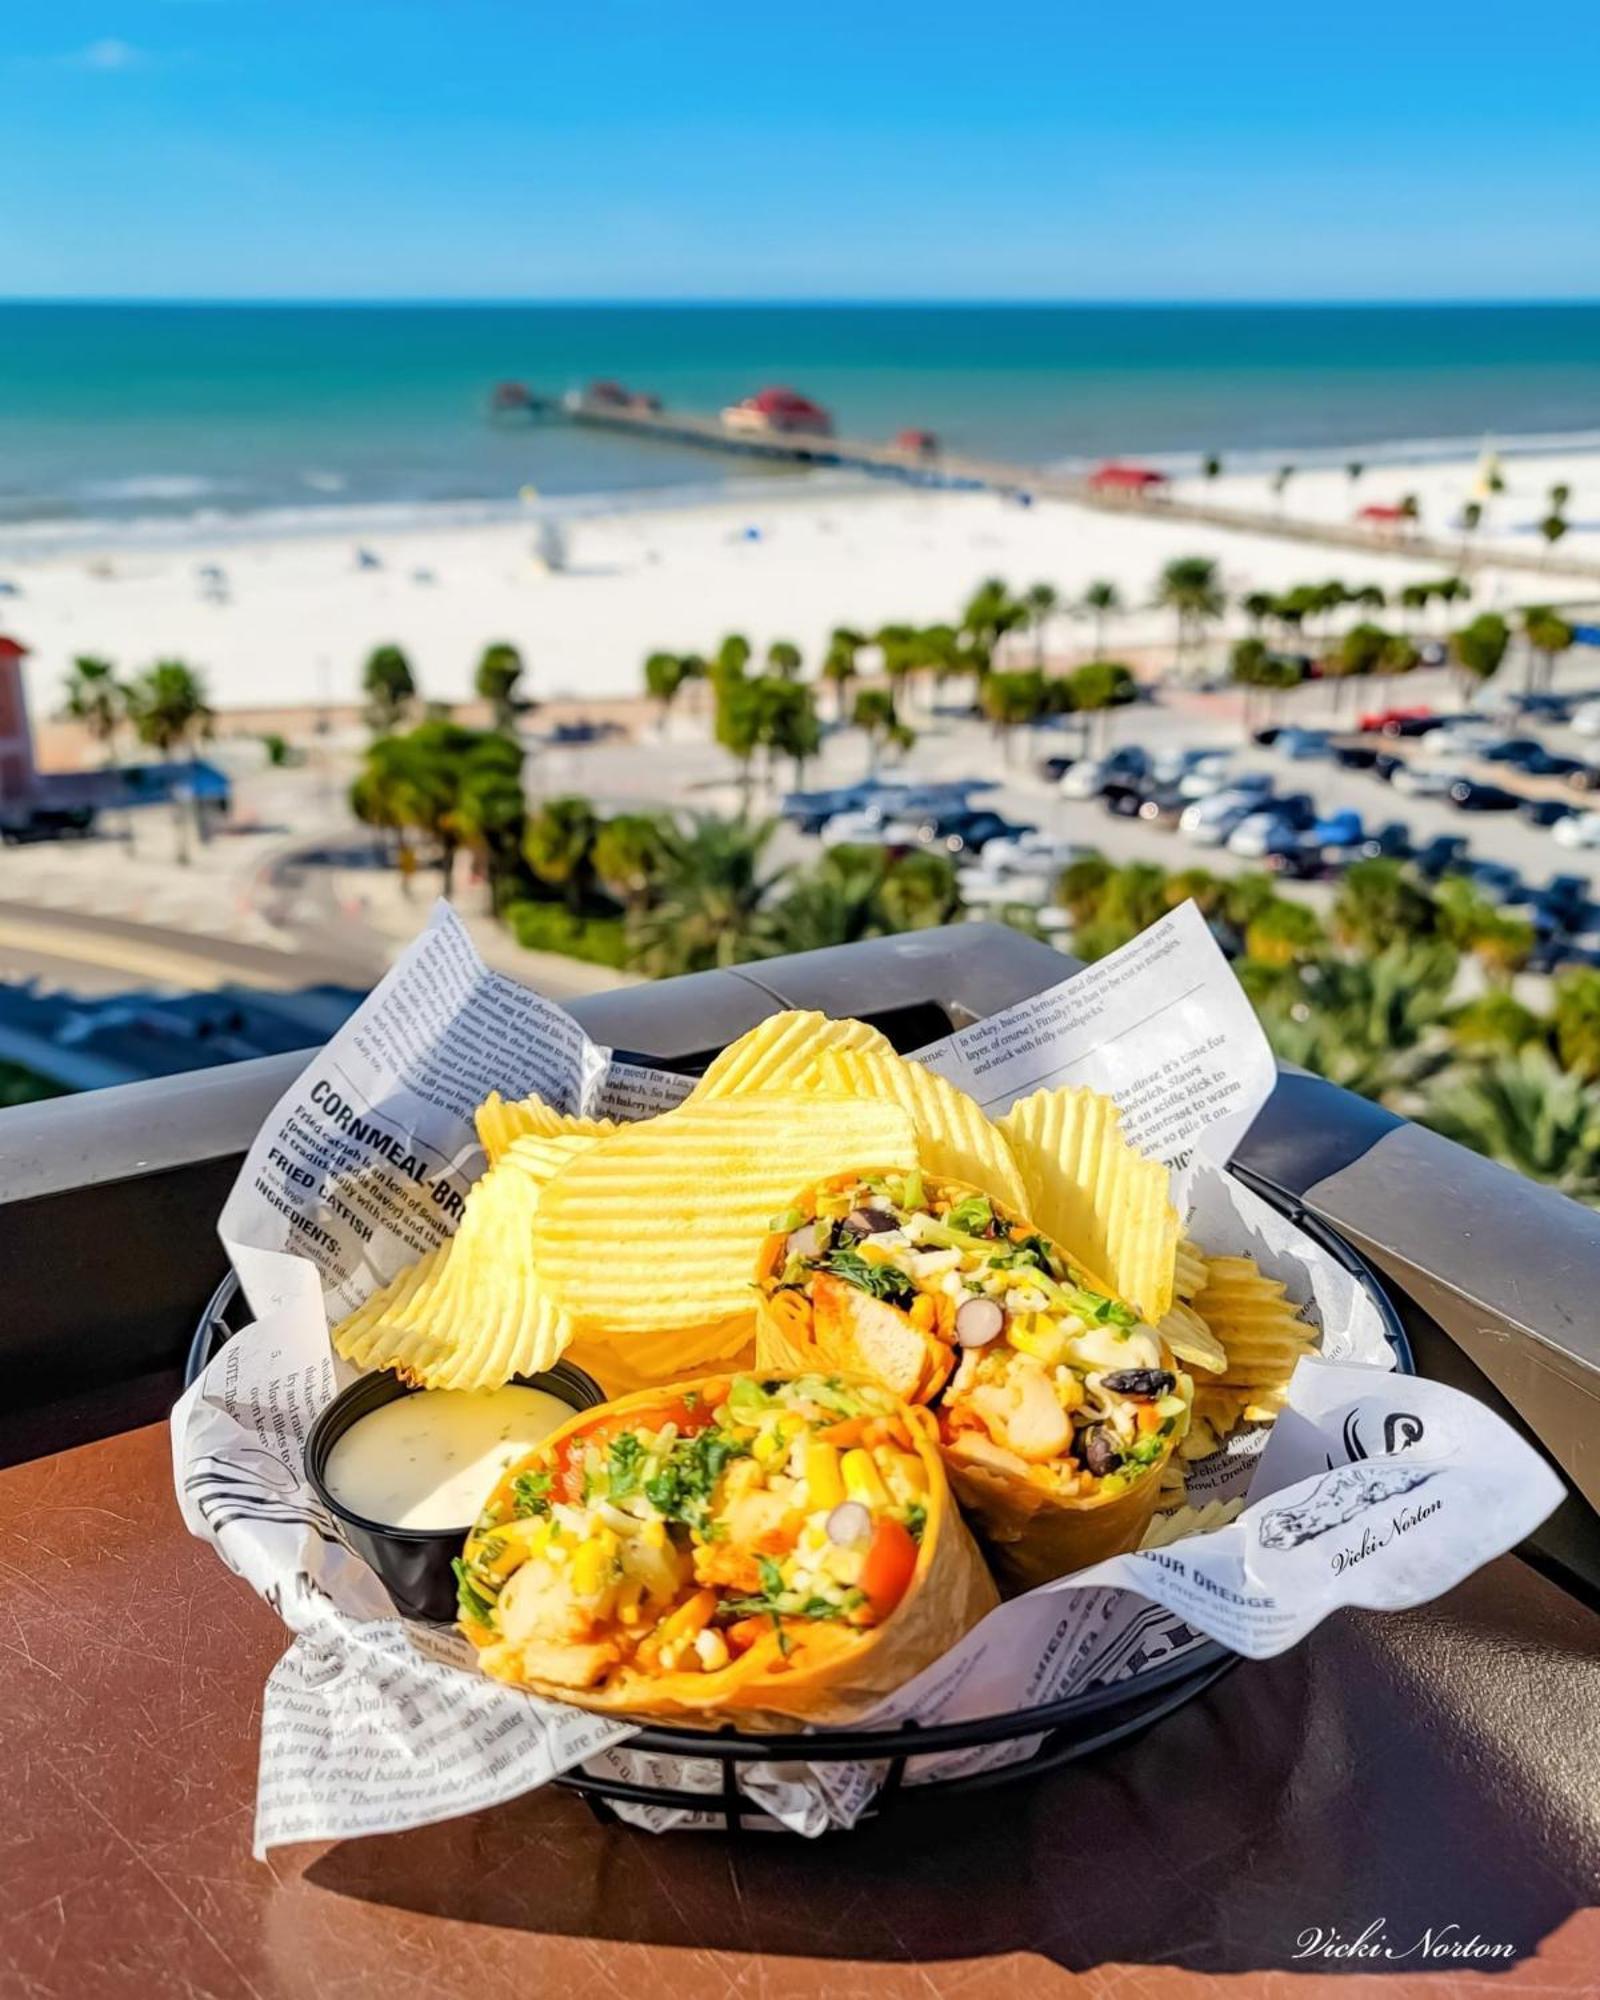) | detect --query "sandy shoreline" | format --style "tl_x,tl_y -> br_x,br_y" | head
9,446 -> 1600,737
